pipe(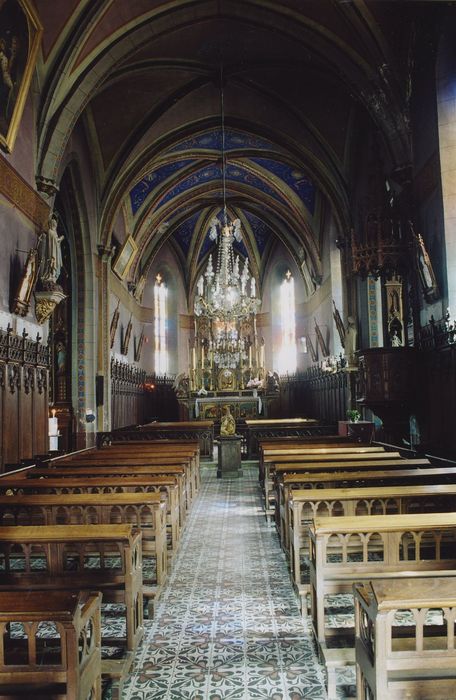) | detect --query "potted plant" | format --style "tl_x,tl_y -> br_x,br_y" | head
347,408 -> 361,423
